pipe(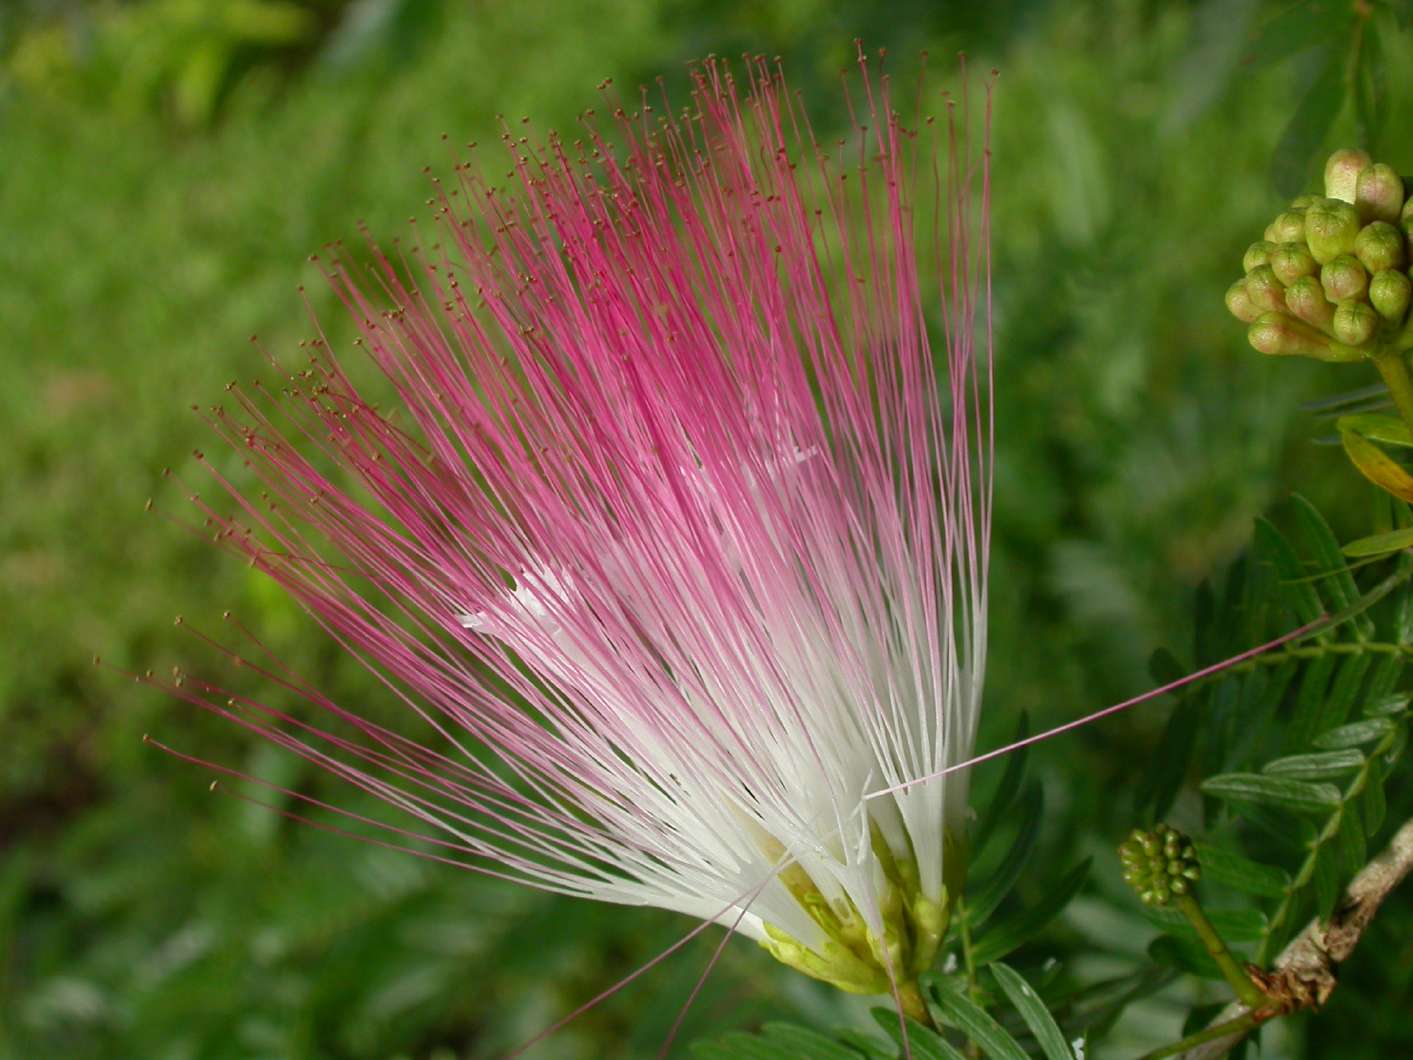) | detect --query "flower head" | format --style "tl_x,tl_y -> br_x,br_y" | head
167,51 -> 993,1000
